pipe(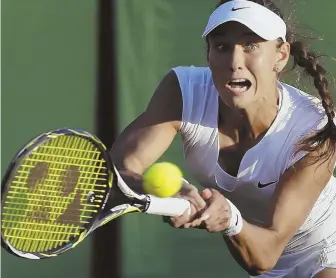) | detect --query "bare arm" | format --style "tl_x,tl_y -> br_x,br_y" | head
109,70 -> 182,191
223,151 -> 336,275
